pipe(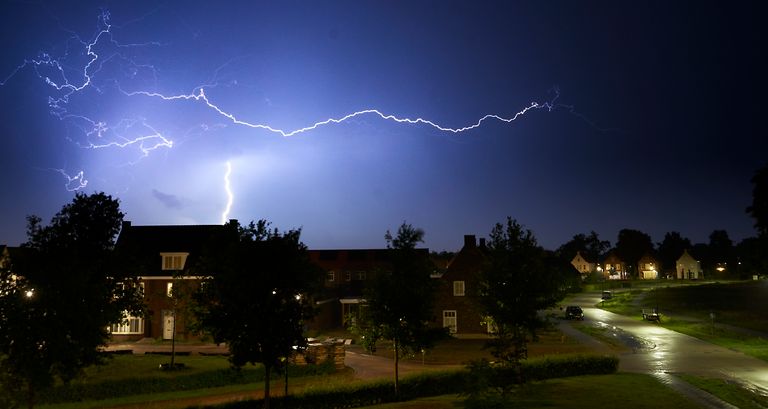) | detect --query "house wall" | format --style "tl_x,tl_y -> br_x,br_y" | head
570,253 -> 595,275
676,251 -> 702,279
432,235 -> 488,336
